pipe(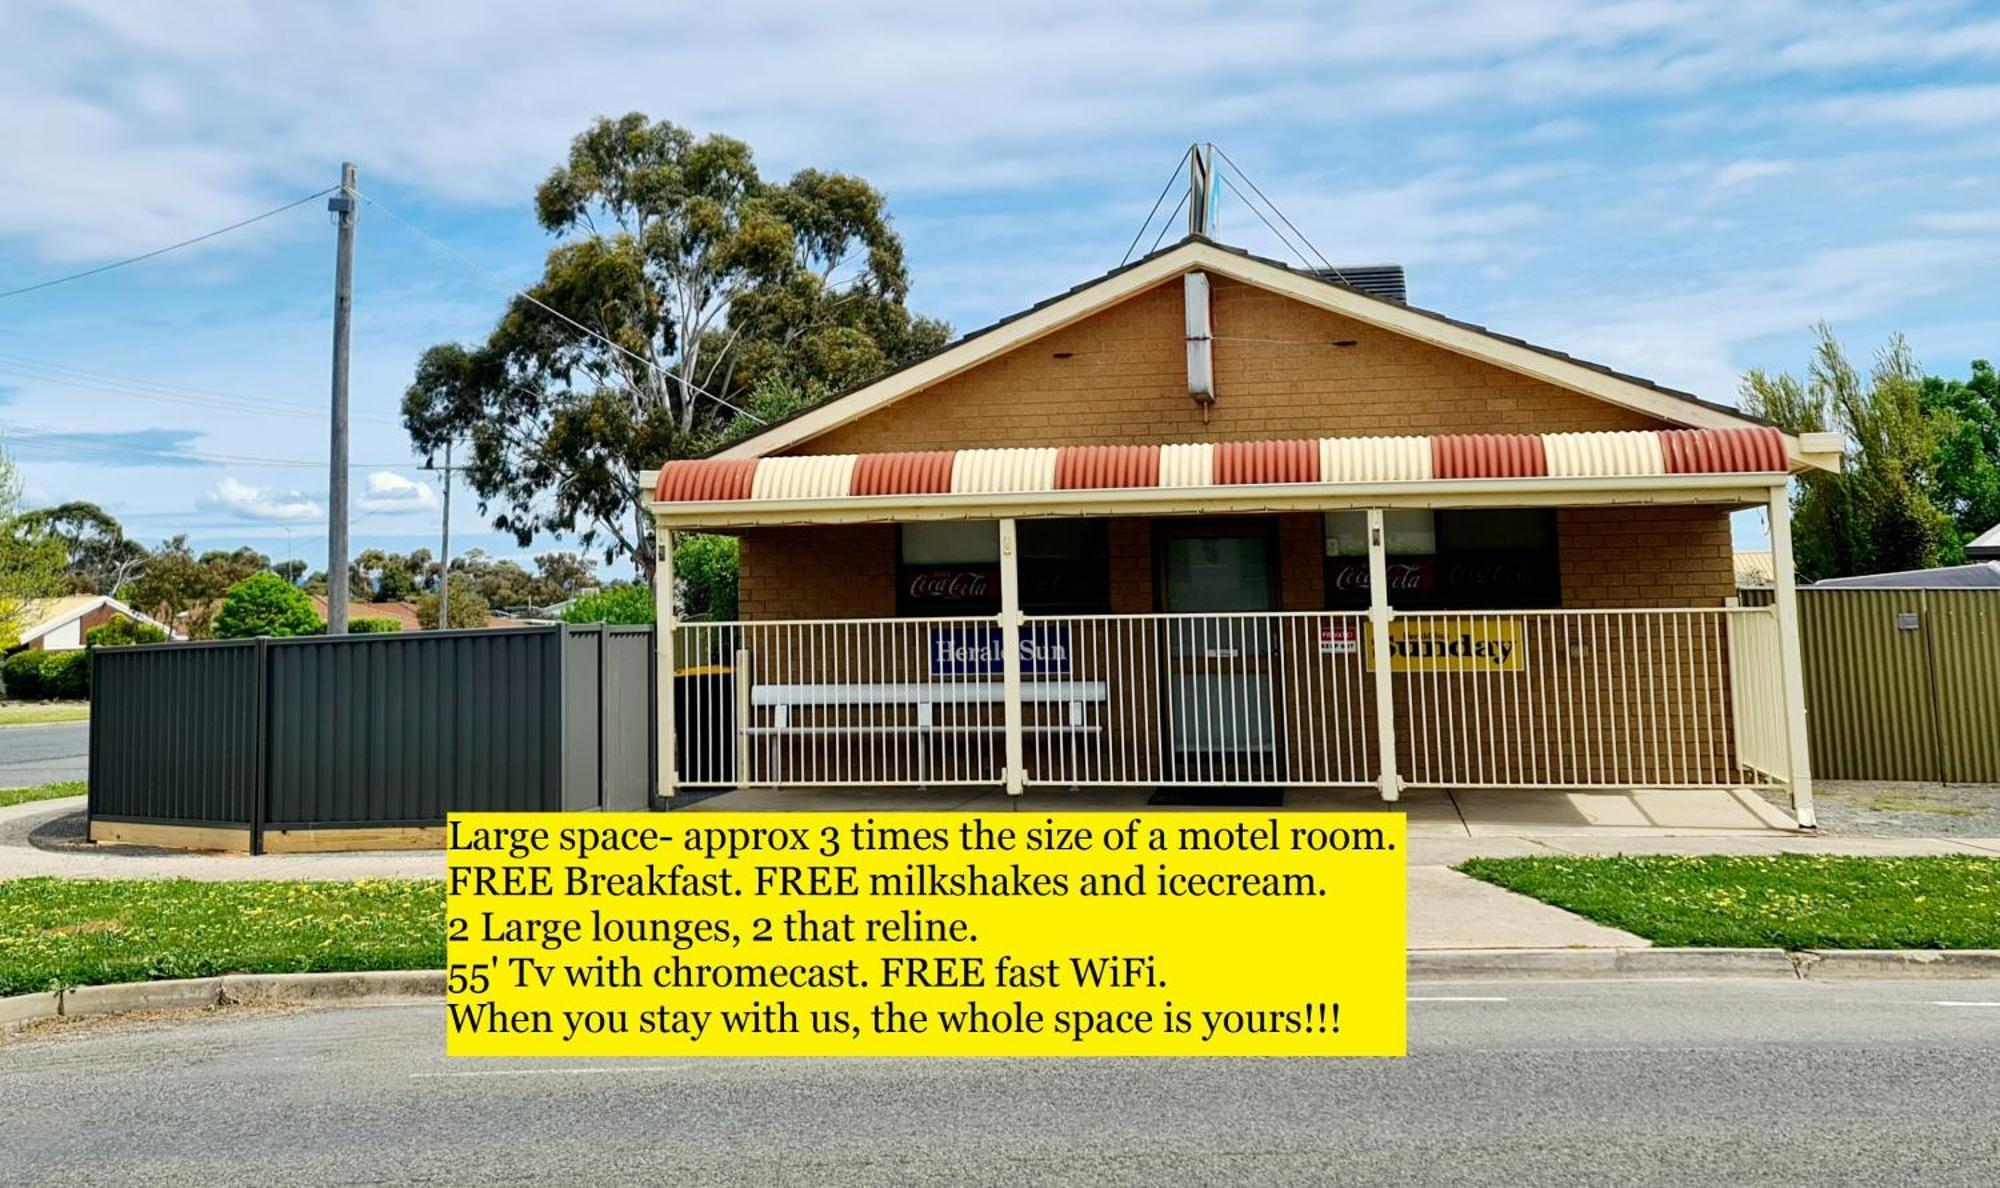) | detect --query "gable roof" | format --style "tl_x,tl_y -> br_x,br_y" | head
14,595 -> 174,644
714,235 -> 1807,464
